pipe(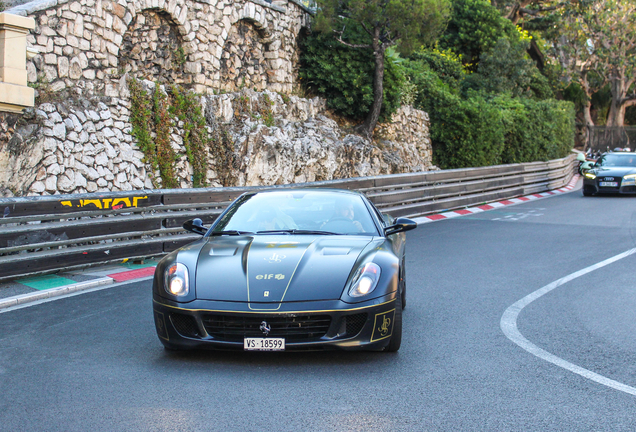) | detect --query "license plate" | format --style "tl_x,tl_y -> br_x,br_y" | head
244,337 -> 285,351
599,181 -> 618,187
